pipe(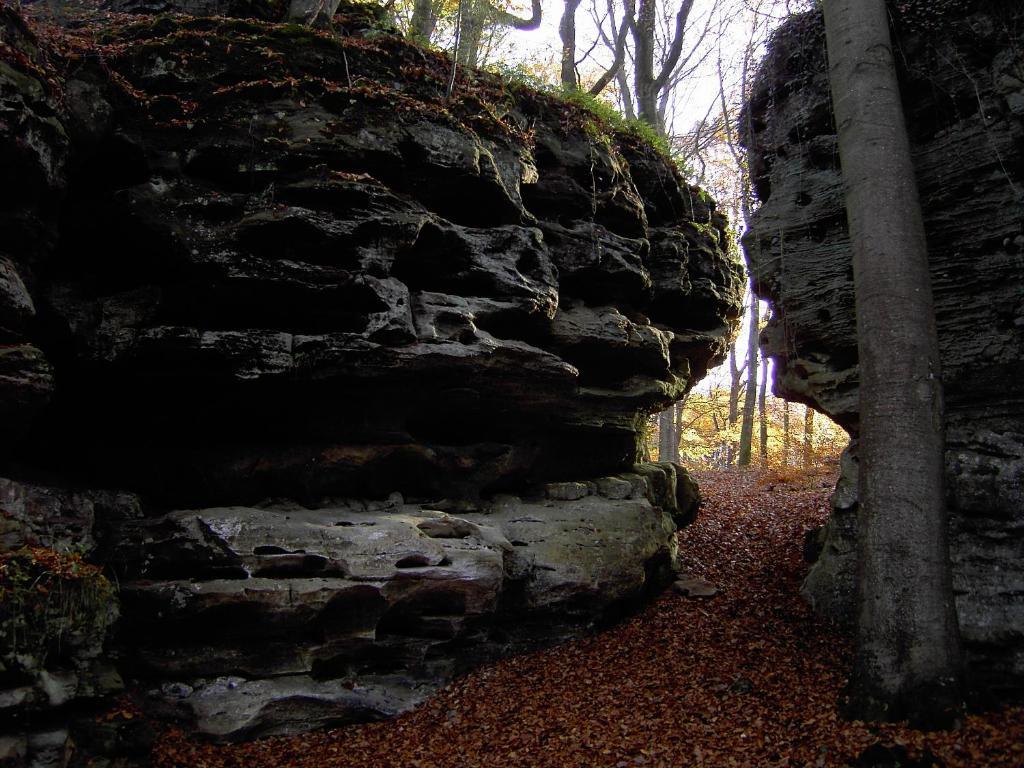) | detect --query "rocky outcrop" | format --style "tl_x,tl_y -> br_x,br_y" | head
2,6 -> 741,506
106,475 -> 677,740
743,1 -> 1024,703
0,0 -> 741,757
